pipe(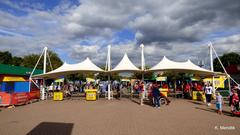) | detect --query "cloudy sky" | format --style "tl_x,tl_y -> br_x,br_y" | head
0,0 -> 240,69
